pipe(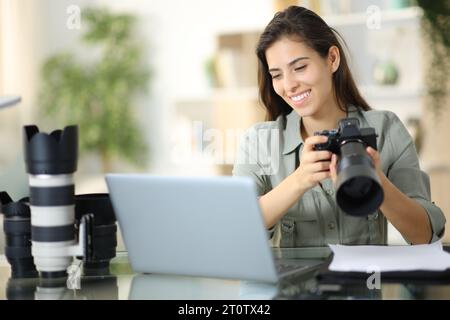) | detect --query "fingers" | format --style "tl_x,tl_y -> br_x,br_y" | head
366,146 -> 380,162
301,161 -> 331,184
366,146 -> 382,172
330,154 -> 337,184
304,135 -> 328,152
311,161 -> 331,172
312,171 -> 331,182
366,146 -> 377,157
303,150 -> 332,163
331,153 -> 337,167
